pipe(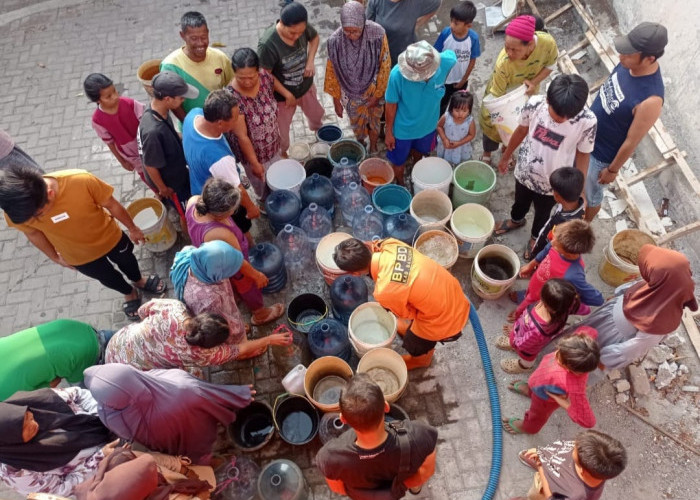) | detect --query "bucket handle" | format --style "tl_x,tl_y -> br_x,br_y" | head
272,392 -> 296,430
287,304 -> 329,328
